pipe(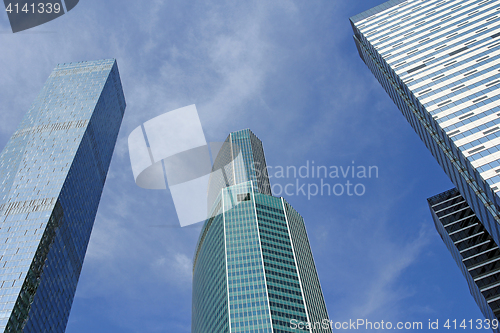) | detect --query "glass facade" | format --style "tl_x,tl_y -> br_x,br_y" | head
351,0 -> 500,326
0,59 -> 126,332
207,129 -> 272,213
429,188 -> 500,329
192,130 -> 331,333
